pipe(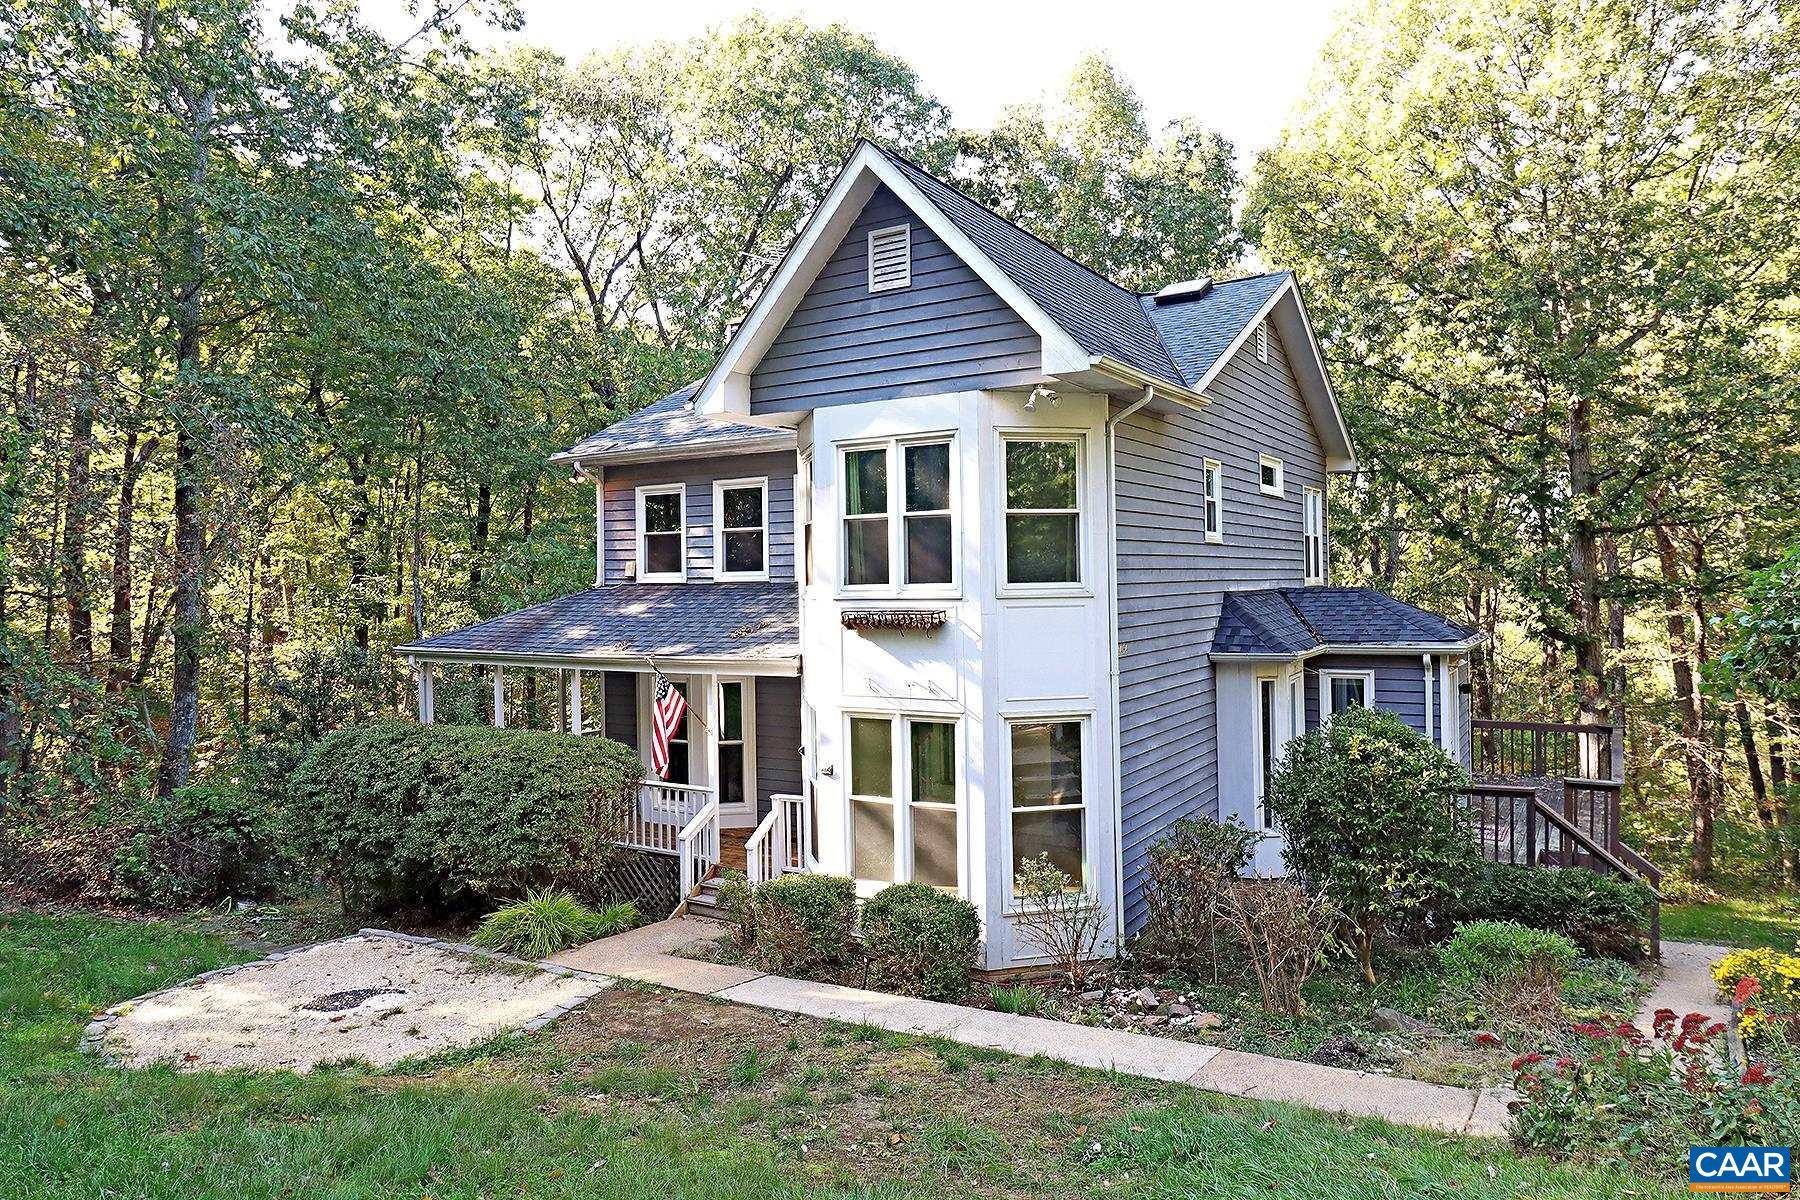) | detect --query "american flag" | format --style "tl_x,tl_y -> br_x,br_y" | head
648,673 -> 688,780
